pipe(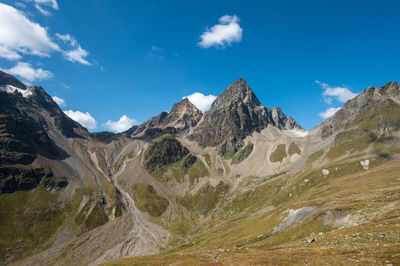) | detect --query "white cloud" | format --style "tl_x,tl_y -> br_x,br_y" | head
0,3 -> 90,67
316,80 -> 358,103
0,3 -> 60,60
1,62 -> 52,82
56,33 -> 78,47
34,0 -> 58,9
56,33 -> 90,65
35,4 -> 51,16
64,110 -> 97,129
63,46 -> 91,65
52,96 -> 66,107
14,2 -> 27,9
198,15 -> 243,48
104,115 -> 137,133
32,0 -> 58,15
319,107 -> 341,119
183,92 -> 217,112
